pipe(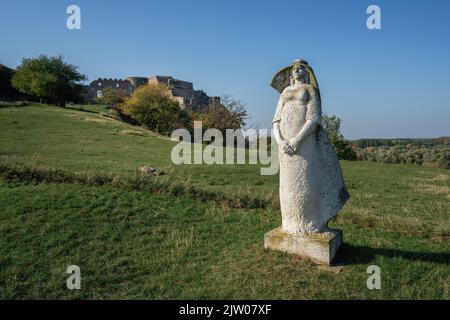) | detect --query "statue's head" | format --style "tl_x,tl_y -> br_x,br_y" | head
271,58 -> 319,93
291,59 -> 310,85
